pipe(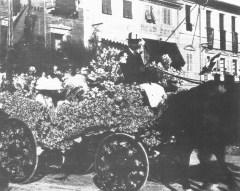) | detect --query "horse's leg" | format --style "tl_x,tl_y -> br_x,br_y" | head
198,148 -> 212,182
0,167 -> 9,191
214,147 -> 238,190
